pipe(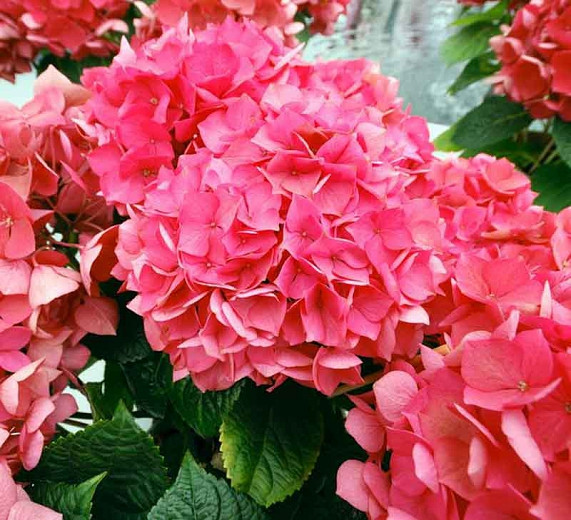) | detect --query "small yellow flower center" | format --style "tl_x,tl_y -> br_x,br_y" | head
0,216 -> 13,228
150,97 -> 159,105
142,169 -> 155,178
517,380 -> 529,392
